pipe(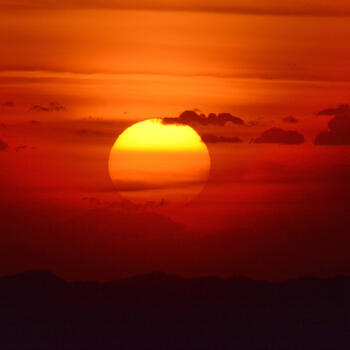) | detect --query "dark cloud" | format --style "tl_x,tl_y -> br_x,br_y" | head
162,110 -> 244,127
282,115 -> 299,123
317,104 -> 350,117
254,128 -> 305,145
0,139 -> 8,151
329,114 -> 350,133
1,101 -> 15,108
315,105 -> 350,145
201,134 -> 243,144
29,102 -> 66,113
